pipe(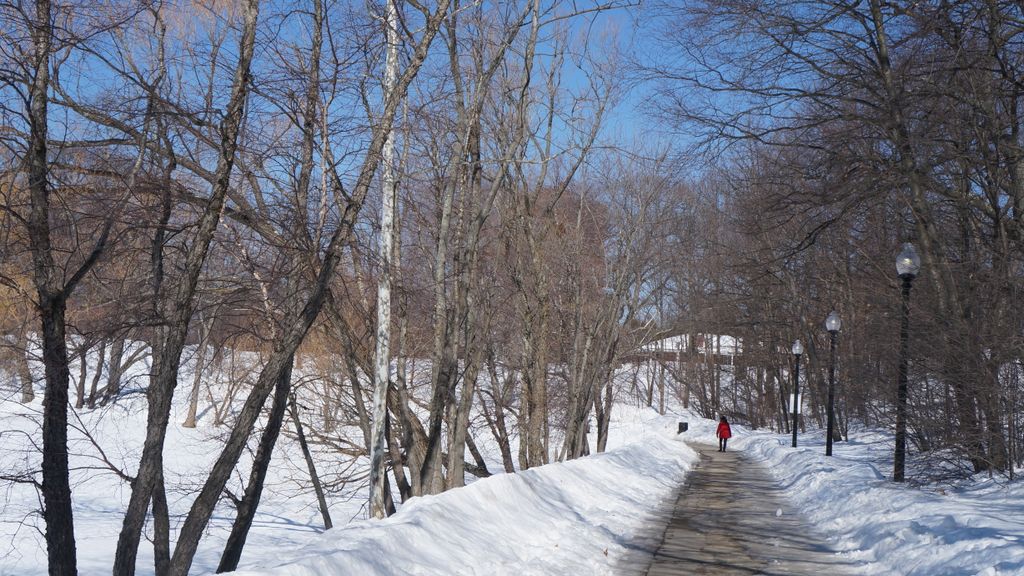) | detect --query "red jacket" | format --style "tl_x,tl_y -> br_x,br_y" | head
717,421 -> 732,439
